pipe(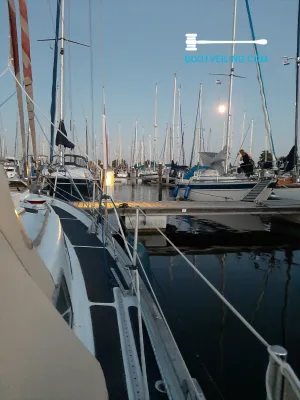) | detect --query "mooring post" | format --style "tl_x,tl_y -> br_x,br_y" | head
131,167 -> 136,185
158,163 -> 162,201
266,345 -> 287,400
